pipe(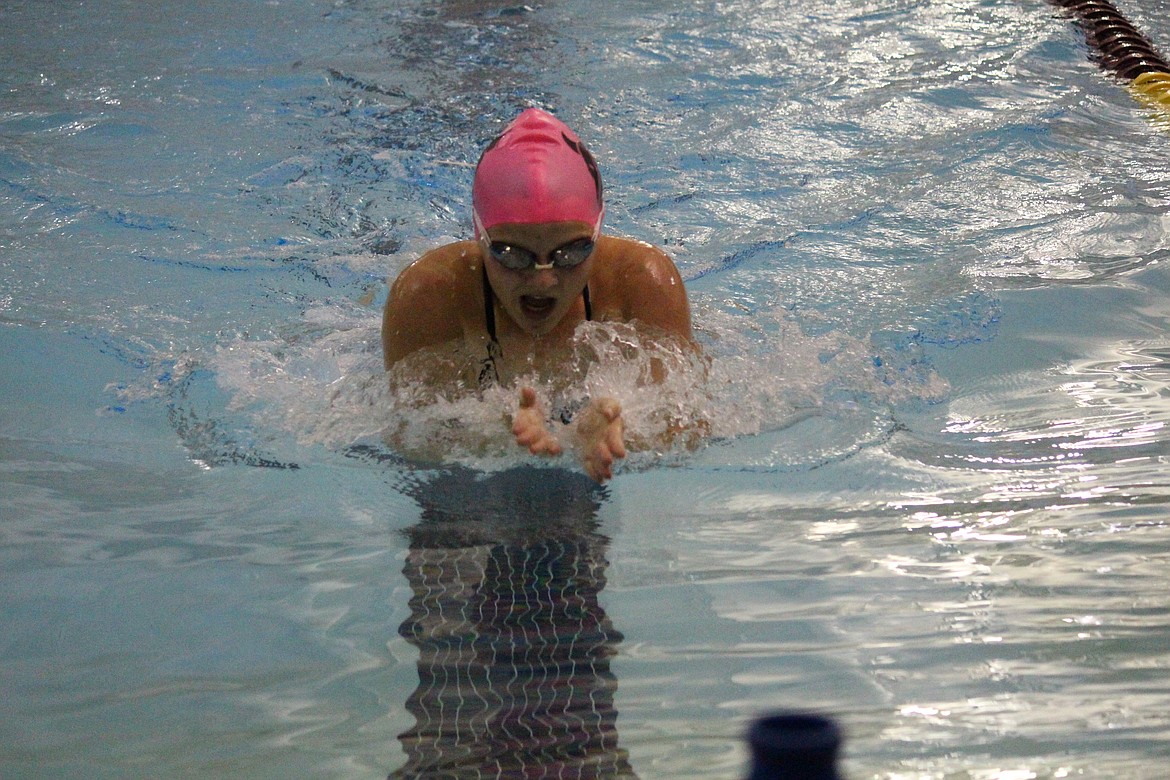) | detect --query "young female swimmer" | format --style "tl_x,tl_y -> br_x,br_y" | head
382,108 -> 695,482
